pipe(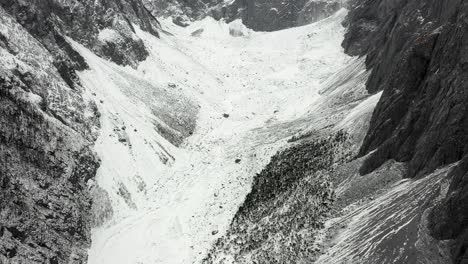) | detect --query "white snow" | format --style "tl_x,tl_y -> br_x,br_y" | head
98,28 -> 122,43
71,9 -> 379,264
